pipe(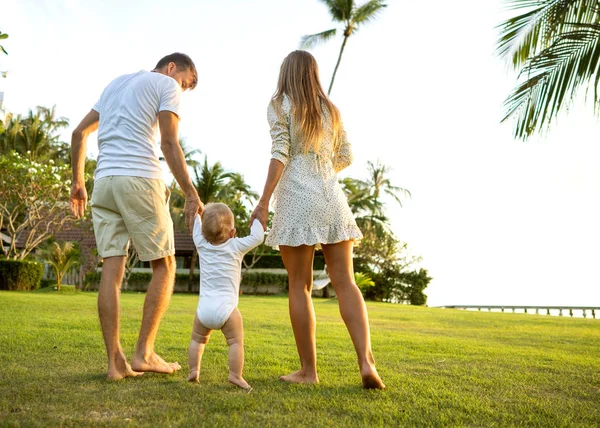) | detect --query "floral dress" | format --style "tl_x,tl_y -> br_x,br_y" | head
265,95 -> 363,250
